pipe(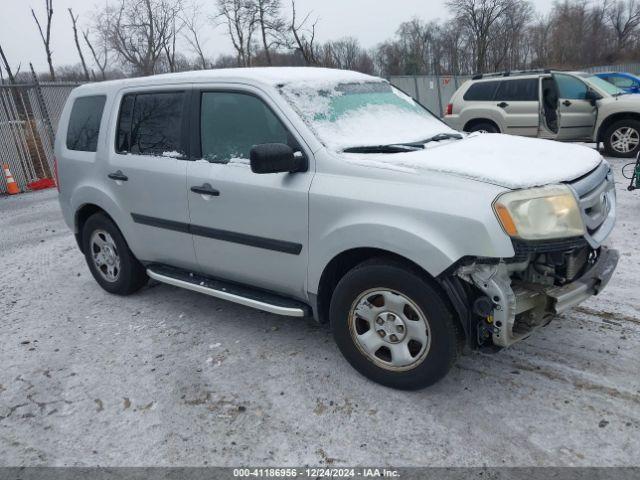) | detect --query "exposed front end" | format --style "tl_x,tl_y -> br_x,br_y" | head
449,161 -> 619,348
